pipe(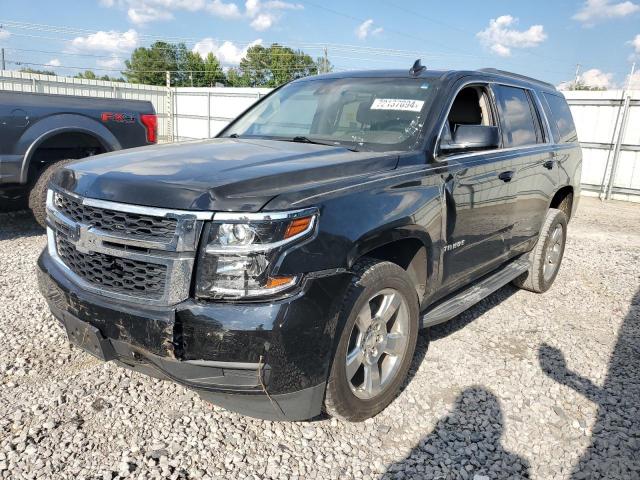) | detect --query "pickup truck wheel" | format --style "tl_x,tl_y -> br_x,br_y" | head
324,259 -> 420,421
512,208 -> 567,293
28,159 -> 75,229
